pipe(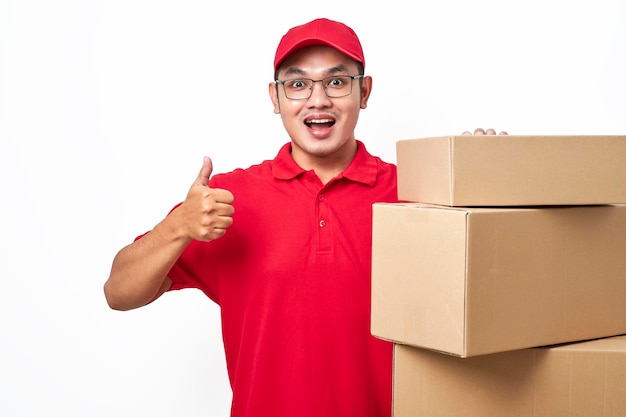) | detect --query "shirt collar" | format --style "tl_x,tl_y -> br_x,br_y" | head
271,140 -> 379,186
